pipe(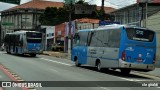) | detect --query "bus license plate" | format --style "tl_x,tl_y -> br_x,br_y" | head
137,59 -> 142,62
